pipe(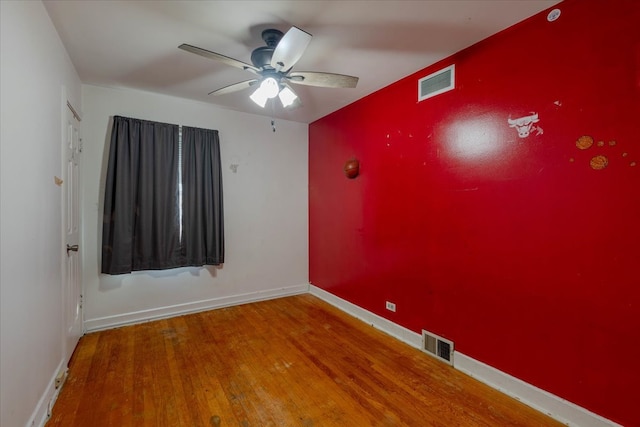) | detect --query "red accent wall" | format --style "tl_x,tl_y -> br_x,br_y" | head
309,1 -> 640,425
